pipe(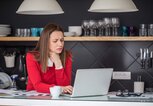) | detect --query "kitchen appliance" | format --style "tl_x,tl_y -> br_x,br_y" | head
0,72 -> 12,89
